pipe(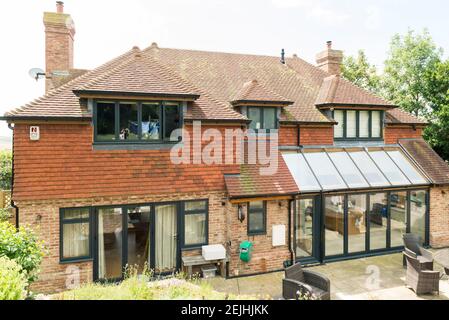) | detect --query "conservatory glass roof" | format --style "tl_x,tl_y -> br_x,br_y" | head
282,147 -> 429,193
